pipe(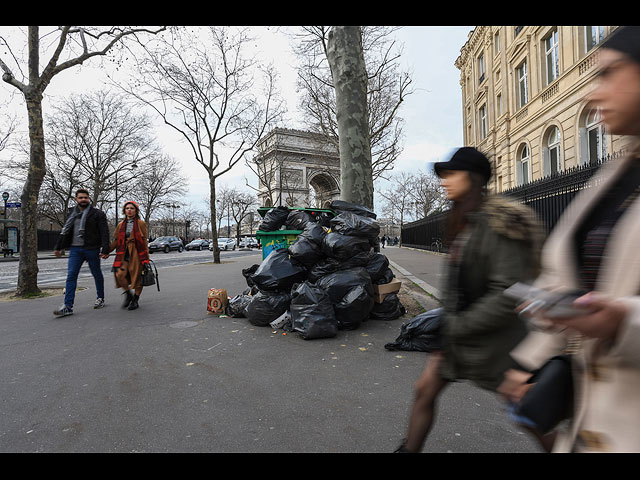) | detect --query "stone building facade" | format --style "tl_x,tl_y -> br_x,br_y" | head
253,128 -> 341,208
455,26 -> 630,192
